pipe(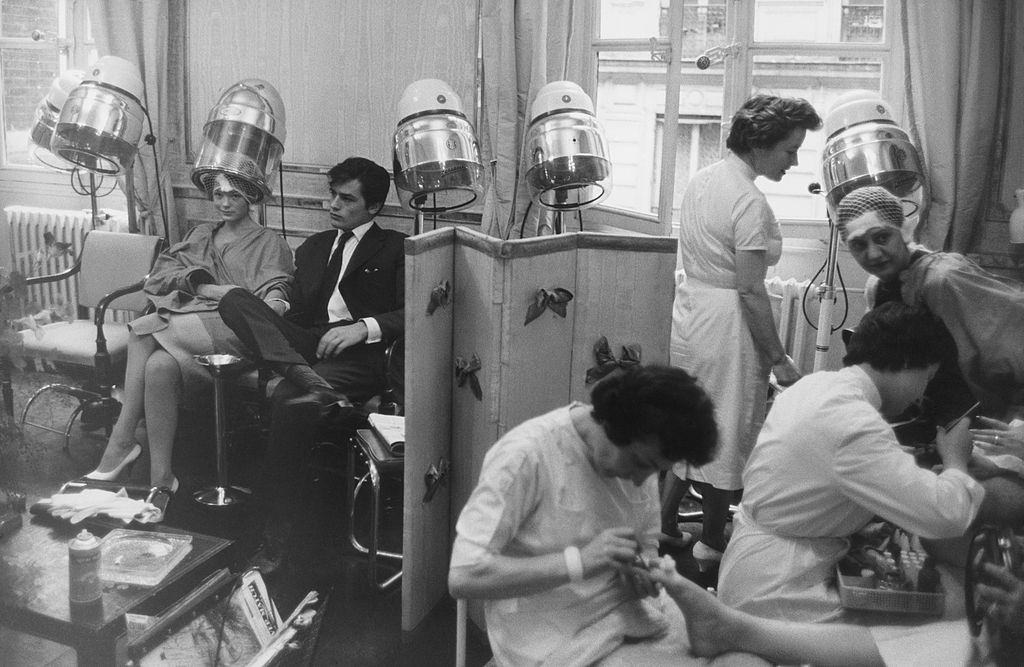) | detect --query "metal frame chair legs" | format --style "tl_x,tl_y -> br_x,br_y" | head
347,429 -> 402,591
20,383 -> 118,452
